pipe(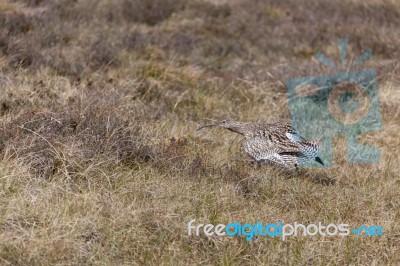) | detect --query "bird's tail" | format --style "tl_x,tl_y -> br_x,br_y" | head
304,140 -> 324,166
299,140 -> 320,158
315,156 -> 324,165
